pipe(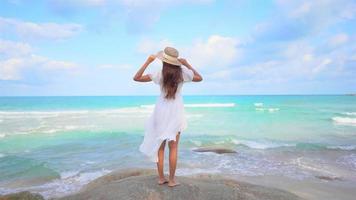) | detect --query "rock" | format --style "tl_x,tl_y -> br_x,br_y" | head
192,147 -> 237,154
0,191 -> 44,200
315,175 -> 343,181
57,168 -> 304,200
